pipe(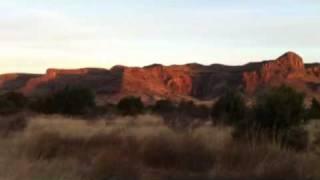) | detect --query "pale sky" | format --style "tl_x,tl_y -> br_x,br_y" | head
0,0 -> 319,73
